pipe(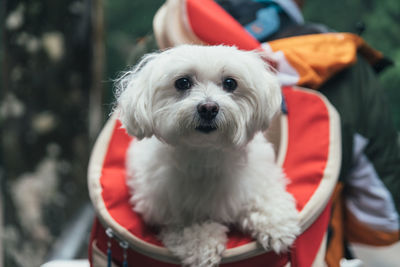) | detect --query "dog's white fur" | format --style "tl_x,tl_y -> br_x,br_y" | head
116,45 -> 299,267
